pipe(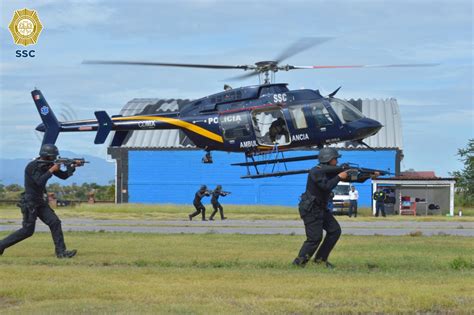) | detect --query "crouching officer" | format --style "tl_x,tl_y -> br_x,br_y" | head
209,185 -> 228,221
189,185 -> 210,221
292,147 -> 349,268
0,144 -> 83,258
